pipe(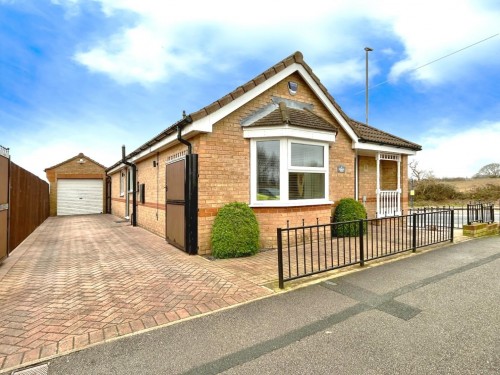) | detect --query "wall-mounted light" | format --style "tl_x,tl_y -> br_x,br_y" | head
78,158 -> 85,164
153,160 -> 157,168
288,81 -> 298,95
